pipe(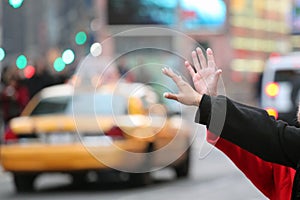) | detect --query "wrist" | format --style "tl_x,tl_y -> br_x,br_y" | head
194,93 -> 203,106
